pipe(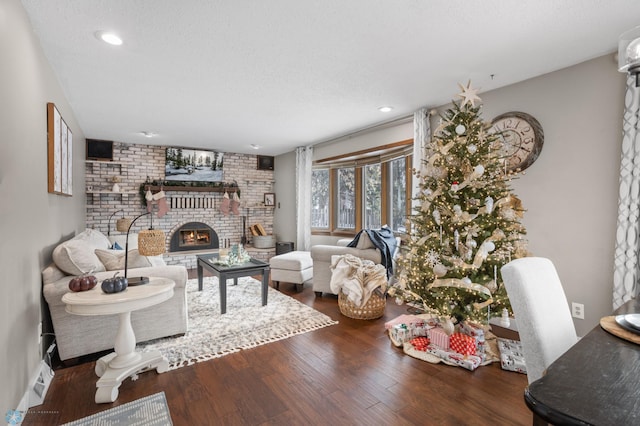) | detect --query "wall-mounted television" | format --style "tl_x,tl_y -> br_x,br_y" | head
86,139 -> 113,161
257,155 -> 275,170
165,147 -> 224,182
